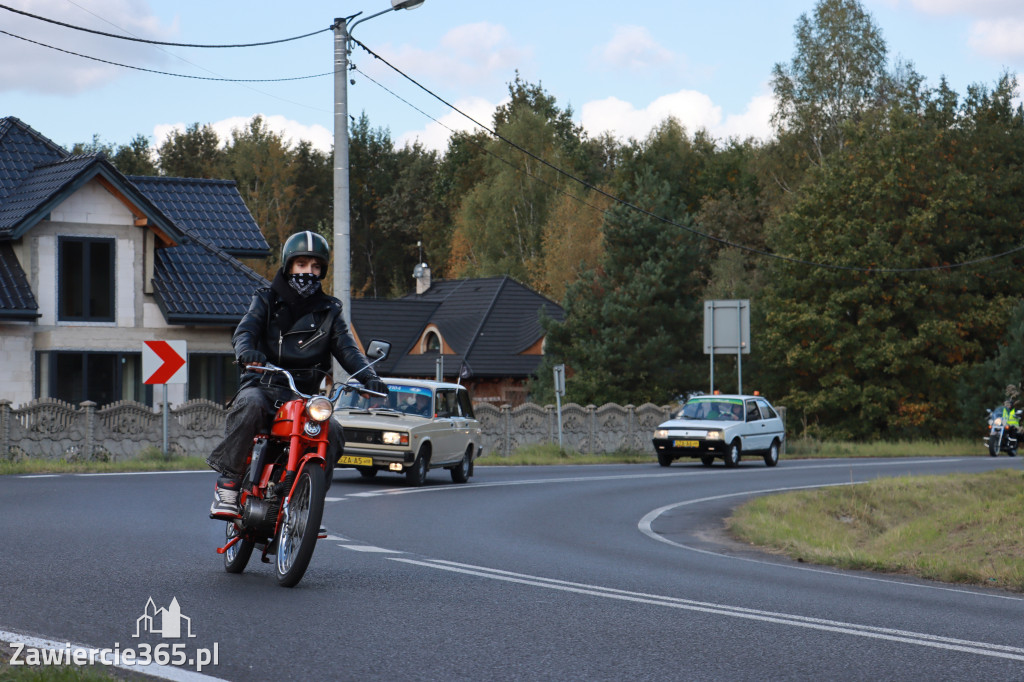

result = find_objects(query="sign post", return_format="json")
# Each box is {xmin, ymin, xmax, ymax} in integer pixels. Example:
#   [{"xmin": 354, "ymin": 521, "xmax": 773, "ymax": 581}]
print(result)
[
  {"xmin": 703, "ymin": 301, "xmax": 750, "ymax": 394},
  {"xmin": 143, "ymin": 340, "xmax": 187, "ymax": 456},
  {"xmin": 553, "ymin": 364, "xmax": 566, "ymax": 450}
]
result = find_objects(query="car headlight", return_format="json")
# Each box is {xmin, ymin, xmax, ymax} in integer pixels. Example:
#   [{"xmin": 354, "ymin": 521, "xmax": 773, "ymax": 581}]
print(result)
[
  {"xmin": 306, "ymin": 397, "xmax": 334, "ymax": 422},
  {"xmin": 705, "ymin": 430, "xmax": 723, "ymax": 440},
  {"xmin": 654, "ymin": 429, "xmax": 668, "ymax": 439},
  {"xmin": 382, "ymin": 431, "xmax": 409, "ymax": 446}
]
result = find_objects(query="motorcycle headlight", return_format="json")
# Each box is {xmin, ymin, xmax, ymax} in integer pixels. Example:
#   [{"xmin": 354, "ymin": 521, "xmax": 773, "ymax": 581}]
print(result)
[
  {"xmin": 306, "ymin": 397, "xmax": 334, "ymax": 422},
  {"xmin": 705, "ymin": 430, "xmax": 723, "ymax": 441},
  {"xmin": 994, "ymin": 418, "xmax": 1004, "ymax": 427},
  {"xmin": 382, "ymin": 431, "xmax": 409, "ymax": 446},
  {"xmin": 654, "ymin": 429, "xmax": 668, "ymax": 439}
]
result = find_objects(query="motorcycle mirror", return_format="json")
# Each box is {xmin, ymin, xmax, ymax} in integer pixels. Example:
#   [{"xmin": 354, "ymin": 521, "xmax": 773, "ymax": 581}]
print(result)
[{"xmin": 366, "ymin": 339, "xmax": 391, "ymax": 361}]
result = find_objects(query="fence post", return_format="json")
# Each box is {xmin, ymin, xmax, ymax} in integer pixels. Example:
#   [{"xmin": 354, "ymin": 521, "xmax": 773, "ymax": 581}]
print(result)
[
  {"xmin": 545, "ymin": 404, "xmax": 555, "ymax": 445},
  {"xmin": 501, "ymin": 404, "xmax": 512, "ymax": 457},
  {"xmin": 0, "ymin": 399, "xmax": 10, "ymax": 458},
  {"xmin": 81, "ymin": 401, "xmax": 96, "ymax": 460},
  {"xmin": 626, "ymin": 404, "xmax": 635, "ymax": 451},
  {"xmin": 587, "ymin": 405, "xmax": 596, "ymax": 454}
]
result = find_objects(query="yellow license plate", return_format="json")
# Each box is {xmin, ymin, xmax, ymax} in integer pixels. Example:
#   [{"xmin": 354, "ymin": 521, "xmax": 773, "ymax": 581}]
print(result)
[
  {"xmin": 338, "ymin": 455, "xmax": 372, "ymax": 466},
  {"xmin": 674, "ymin": 440, "xmax": 699, "ymax": 448}
]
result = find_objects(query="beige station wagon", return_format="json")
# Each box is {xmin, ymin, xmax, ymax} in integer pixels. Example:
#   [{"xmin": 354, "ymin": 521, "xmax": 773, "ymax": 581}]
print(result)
[{"xmin": 333, "ymin": 378, "xmax": 483, "ymax": 486}]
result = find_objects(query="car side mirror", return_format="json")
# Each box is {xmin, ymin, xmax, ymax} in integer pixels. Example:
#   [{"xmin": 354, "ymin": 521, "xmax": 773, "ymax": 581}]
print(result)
[{"xmin": 366, "ymin": 339, "xmax": 391, "ymax": 361}]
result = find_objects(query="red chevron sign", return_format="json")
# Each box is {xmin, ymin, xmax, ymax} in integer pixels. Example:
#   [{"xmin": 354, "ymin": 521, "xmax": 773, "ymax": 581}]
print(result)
[{"xmin": 143, "ymin": 340, "xmax": 187, "ymax": 385}]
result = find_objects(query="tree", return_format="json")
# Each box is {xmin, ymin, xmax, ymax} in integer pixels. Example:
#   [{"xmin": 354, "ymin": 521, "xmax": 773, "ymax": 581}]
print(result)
[
  {"xmin": 348, "ymin": 113, "xmax": 400, "ymax": 297},
  {"xmin": 375, "ymin": 141, "xmax": 444, "ymax": 297},
  {"xmin": 770, "ymin": 0, "xmax": 890, "ymax": 166},
  {"xmin": 157, "ymin": 122, "xmax": 224, "ymax": 178},
  {"xmin": 535, "ymin": 166, "xmax": 705, "ymax": 406},
  {"xmin": 534, "ymin": 187, "xmax": 608, "ymax": 302},
  {"xmin": 223, "ymin": 116, "xmax": 304, "ymax": 277},
  {"xmin": 760, "ymin": 76, "xmax": 1024, "ymax": 439},
  {"xmin": 449, "ymin": 77, "xmax": 585, "ymax": 286}
]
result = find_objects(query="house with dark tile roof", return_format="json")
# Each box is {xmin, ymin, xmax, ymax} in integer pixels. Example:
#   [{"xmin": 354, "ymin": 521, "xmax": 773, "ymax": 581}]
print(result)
[
  {"xmin": 350, "ymin": 272, "xmax": 564, "ymax": 405},
  {"xmin": 0, "ymin": 117, "xmax": 269, "ymax": 408}
]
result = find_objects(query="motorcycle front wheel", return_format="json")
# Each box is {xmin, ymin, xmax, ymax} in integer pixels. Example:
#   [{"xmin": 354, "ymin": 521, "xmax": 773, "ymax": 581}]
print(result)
[{"xmin": 275, "ymin": 464, "xmax": 326, "ymax": 587}]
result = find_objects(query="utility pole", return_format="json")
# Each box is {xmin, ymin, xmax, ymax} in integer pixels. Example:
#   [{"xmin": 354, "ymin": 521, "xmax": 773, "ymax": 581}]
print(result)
[{"xmin": 331, "ymin": 1, "xmax": 426, "ymax": 380}]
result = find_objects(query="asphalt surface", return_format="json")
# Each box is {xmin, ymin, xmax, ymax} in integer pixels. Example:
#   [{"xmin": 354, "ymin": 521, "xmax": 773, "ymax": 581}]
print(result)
[{"xmin": 1, "ymin": 456, "xmax": 1023, "ymax": 681}]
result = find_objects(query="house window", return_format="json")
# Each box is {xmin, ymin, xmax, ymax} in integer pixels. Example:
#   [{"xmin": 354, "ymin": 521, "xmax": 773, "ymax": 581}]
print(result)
[
  {"xmin": 58, "ymin": 237, "xmax": 115, "ymax": 322},
  {"xmin": 424, "ymin": 331, "xmax": 441, "ymax": 354},
  {"xmin": 188, "ymin": 353, "xmax": 240, "ymax": 405},
  {"xmin": 37, "ymin": 351, "xmax": 147, "ymax": 407}
]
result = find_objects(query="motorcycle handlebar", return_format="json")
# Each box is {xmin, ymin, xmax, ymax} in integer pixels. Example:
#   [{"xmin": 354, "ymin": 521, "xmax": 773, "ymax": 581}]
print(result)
[{"xmin": 244, "ymin": 363, "xmax": 387, "ymax": 402}]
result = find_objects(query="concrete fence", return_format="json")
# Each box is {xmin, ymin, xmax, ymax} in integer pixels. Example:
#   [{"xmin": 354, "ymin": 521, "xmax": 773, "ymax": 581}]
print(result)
[
  {"xmin": 0, "ymin": 398, "xmax": 673, "ymax": 461},
  {"xmin": 0, "ymin": 398, "xmax": 226, "ymax": 461}
]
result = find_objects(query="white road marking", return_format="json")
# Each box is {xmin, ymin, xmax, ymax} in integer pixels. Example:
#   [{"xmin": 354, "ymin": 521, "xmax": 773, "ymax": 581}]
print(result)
[
  {"xmin": 338, "ymin": 458, "xmax": 970, "ymax": 497},
  {"xmin": 637, "ymin": 483, "xmax": 1024, "ymax": 602},
  {"xmin": 390, "ymin": 558, "xmax": 1024, "ymax": 662},
  {"xmin": 339, "ymin": 545, "xmax": 402, "ymax": 553}
]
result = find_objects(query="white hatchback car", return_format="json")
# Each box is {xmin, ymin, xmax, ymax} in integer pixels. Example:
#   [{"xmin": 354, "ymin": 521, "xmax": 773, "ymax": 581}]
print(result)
[{"xmin": 652, "ymin": 394, "xmax": 785, "ymax": 468}]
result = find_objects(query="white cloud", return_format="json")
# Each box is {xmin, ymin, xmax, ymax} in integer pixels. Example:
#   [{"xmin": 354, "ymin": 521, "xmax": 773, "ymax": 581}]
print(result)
[
  {"xmin": 905, "ymin": 0, "xmax": 1024, "ymax": 17},
  {"xmin": 154, "ymin": 115, "xmax": 333, "ymax": 152},
  {"xmin": 0, "ymin": 0, "xmax": 176, "ymax": 94},
  {"xmin": 594, "ymin": 25, "xmax": 678, "ymax": 72},
  {"xmin": 968, "ymin": 19, "xmax": 1024, "ymax": 59},
  {"xmin": 396, "ymin": 96, "xmax": 504, "ymax": 153},
  {"xmin": 717, "ymin": 92, "xmax": 776, "ymax": 142},
  {"xmin": 895, "ymin": 0, "xmax": 1024, "ymax": 61},
  {"xmin": 367, "ymin": 22, "xmax": 531, "ymax": 92},
  {"xmin": 580, "ymin": 89, "xmax": 773, "ymax": 144}
]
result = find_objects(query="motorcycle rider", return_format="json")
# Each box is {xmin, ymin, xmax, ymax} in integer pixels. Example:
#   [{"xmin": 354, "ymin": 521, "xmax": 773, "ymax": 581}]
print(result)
[
  {"xmin": 207, "ymin": 230, "xmax": 387, "ymax": 519},
  {"xmin": 1001, "ymin": 399, "xmax": 1019, "ymax": 439}
]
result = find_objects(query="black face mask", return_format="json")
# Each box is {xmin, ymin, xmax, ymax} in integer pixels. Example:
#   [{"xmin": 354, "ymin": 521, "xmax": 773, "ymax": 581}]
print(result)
[{"xmin": 288, "ymin": 272, "xmax": 321, "ymax": 298}]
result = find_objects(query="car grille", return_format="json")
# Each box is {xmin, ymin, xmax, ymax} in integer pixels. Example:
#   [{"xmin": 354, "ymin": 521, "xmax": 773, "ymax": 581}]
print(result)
[{"xmin": 343, "ymin": 428, "xmax": 383, "ymax": 445}]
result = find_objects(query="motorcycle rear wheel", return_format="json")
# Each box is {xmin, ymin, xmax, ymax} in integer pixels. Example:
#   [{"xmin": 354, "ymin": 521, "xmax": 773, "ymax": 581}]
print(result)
[
  {"xmin": 275, "ymin": 464, "xmax": 326, "ymax": 587},
  {"xmin": 223, "ymin": 521, "xmax": 255, "ymax": 574}
]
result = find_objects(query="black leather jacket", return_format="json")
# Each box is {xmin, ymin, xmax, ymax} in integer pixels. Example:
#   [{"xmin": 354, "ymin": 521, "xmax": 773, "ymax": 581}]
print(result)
[{"xmin": 233, "ymin": 287, "xmax": 377, "ymax": 394}]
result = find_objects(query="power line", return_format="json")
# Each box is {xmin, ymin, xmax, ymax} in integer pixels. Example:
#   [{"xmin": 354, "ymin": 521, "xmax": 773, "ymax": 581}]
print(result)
[
  {"xmin": 351, "ymin": 36, "xmax": 1024, "ymax": 275},
  {"xmin": 0, "ymin": 3, "xmax": 329, "ymax": 47},
  {"xmin": 0, "ymin": 28, "xmax": 331, "ymax": 82},
  {"xmin": 59, "ymin": 0, "xmax": 330, "ymax": 114}
]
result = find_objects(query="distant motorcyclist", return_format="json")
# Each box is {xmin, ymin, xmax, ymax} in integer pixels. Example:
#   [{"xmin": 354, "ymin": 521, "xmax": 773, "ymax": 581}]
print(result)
[{"xmin": 1001, "ymin": 400, "xmax": 1019, "ymax": 436}]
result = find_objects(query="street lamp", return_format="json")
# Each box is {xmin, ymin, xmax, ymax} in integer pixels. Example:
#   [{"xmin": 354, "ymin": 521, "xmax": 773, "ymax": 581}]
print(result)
[{"xmin": 332, "ymin": 1, "xmax": 426, "ymax": 377}]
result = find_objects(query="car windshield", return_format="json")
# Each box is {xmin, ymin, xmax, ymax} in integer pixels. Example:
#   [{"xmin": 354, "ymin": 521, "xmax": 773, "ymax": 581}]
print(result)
[
  {"xmin": 674, "ymin": 398, "xmax": 744, "ymax": 421},
  {"xmin": 339, "ymin": 383, "xmax": 434, "ymax": 417}
]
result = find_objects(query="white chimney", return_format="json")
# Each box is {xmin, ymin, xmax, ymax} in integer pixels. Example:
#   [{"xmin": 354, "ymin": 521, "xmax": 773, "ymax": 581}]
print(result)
[{"xmin": 413, "ymin": 262, "xmax": 431, "ymax": 294}]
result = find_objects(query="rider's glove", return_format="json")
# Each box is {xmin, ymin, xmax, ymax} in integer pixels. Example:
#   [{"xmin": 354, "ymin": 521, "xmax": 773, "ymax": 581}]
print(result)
[
  {"xmin": 238, "ymin": 349, "xmax": 266, "ymax": 366},
  {"xmin": 363, "ymin": 376, "xmax": 388, "ymax": 396}
]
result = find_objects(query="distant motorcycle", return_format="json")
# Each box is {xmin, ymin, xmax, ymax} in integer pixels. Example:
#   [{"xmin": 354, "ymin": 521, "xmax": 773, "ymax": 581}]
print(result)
[
  {"xmin": 217, "ymin": 340, "xmax": 389, "ymax": 587},
  {"xmin": 984, "ymin": 407, "xmax": 1019, "ymax": 457}
]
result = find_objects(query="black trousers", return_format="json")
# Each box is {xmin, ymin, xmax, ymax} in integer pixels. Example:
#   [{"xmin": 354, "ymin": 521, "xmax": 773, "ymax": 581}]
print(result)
[{"xmin": 206, "ymin": 385, "xmax": 342, "ymax": 488}]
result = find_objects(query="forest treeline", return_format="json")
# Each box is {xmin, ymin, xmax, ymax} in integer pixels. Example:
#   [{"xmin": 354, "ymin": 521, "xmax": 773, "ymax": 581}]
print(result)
[{"xmin": 78, "ymin": 0, "xmax": 1024, "ymax": 440}]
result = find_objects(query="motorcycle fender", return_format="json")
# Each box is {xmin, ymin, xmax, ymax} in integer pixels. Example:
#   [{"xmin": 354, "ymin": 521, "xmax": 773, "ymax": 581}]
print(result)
[{"xmin": 287, "ymin": 455, "xmax": 327, "ymax": 499}]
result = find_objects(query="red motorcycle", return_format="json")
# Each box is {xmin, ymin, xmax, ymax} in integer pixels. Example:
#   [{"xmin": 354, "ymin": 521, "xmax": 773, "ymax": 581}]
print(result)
[{"xmin": 217, "ymin": 340, "xmax": 390, "ymax": 587}]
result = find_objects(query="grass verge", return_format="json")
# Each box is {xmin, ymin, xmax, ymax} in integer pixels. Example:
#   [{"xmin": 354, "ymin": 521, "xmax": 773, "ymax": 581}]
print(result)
[
  {"xmin": 476, "ymin": 443, "xmax": 653, "ymax": 465},
  {"xmin": 783, "ymin": 437, "xmax": 979, "ymax": 458},
  {"xmin": 0, "ymin": 448, "xmax": 207, "ymax": 476},
  {"xmin": 727, "ymin": 468, "xmax": 1024, "ymax": 592}
]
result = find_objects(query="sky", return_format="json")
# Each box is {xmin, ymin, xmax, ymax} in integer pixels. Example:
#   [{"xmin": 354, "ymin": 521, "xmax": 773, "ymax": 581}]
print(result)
[{"xmin": 2, "ymin": 0, "xmax": 1024, "ymax": 156}]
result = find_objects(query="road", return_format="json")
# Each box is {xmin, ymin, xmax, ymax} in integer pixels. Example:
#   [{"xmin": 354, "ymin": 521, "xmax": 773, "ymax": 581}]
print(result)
[{"xmin": 1, "ymin": 456, "xmax": 1023, "ymax": 681}]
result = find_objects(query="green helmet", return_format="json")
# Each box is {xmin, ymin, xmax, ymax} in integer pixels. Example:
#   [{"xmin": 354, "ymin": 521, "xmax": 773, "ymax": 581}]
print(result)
[{"xmin": 281, "ymin": 230, "xmax": 329, "ymax": 270}]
